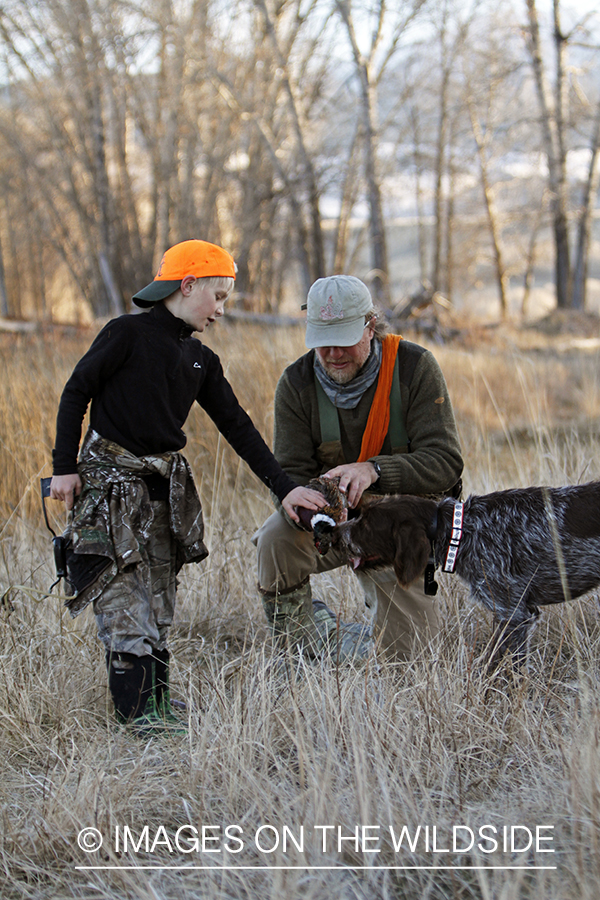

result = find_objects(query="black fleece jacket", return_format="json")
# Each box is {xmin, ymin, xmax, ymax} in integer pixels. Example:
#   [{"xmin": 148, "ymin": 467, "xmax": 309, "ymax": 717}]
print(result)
[{"xmin": 52, "ymin": 303, "xmax": 297, "ymax": 503}]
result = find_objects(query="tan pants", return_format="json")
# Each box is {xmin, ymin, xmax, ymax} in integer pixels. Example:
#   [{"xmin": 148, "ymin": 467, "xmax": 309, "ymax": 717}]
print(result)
[{"xmin": 253, "ymin": 511, "xmax": 439, "ymax": 662}]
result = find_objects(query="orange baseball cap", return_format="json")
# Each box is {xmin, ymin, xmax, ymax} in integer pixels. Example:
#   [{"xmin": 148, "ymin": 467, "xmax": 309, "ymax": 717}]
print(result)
[{"xmin": 132, "ymin": 240, "xmax": 236, "ymax": 307}]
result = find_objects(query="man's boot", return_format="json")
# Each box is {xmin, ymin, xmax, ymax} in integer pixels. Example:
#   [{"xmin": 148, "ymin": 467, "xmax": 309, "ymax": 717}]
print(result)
[
  {"xmin": 261, "ymin": 579, "xmax": 323, "ymax": 657},
  {"xmin": 261, "ymin": 580, "xmax": 373, "ymax": 662},
  {"xmin": 312, "ymin": 599, "xmax": 373, "ymax": 662}
]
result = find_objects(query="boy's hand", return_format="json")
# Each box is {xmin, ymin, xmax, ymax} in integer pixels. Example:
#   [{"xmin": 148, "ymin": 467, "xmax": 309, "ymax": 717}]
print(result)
[
  {"xmin": 50, "ymin": 473, "xmax": 82, "ymax": 511},
  {"xmin": 281, "ymin": 486, "xmax": 327, "ymax": 524}
]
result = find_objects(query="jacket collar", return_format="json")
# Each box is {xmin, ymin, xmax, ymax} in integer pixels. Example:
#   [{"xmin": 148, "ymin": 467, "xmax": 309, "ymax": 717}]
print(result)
[{"xmin": 148, "ymin": 301, "xmax": 195, "ymax": 340}]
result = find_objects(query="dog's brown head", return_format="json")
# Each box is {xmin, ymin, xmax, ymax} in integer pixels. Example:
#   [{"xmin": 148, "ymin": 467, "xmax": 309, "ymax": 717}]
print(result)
[{"xmin": 332, "ymin": 494, "xmax": 439, "ymax": 587}]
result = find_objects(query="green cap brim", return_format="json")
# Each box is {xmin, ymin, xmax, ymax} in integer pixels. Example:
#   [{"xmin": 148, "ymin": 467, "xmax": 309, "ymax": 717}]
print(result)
[{"xmin": 132, "ymin": 280, "xmax": 182, "ymax": 308}]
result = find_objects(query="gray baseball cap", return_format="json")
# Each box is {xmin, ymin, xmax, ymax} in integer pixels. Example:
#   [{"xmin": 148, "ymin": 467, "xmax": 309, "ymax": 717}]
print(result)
[{"xmin": 304, "ymin": 275, "xmax": 374, "ymax": 348}]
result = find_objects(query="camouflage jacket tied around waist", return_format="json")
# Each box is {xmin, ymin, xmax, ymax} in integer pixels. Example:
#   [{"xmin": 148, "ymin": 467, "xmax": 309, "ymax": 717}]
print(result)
[{"xmin": 63, "ymin": 428, "xmax": 208, "ymax": 617}]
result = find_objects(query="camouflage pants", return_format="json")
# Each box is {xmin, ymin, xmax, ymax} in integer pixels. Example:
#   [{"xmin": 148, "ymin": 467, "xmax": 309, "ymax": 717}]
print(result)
[
  {"xmin": 253, "ymin": 510, "xmax": 439, "ymax": 662},
  {"xmin": 94, "ymin": 501, "xmax": 177, "ymax": 657}
]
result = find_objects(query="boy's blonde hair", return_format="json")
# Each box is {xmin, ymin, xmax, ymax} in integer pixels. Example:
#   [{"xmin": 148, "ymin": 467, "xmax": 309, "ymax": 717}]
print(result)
[{"xmin": 198, "ymin": 275, "xmax": 235, "ymax": 295}]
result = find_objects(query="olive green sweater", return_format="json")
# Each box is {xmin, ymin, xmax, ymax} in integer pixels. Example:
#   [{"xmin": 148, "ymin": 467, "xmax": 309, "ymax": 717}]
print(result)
[{"xmin": 273, "ymin": 339, "xmax": 463, "ymax": 497}]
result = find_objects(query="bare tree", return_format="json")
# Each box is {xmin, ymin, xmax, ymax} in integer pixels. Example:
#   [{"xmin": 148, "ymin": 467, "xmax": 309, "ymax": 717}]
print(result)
[
  {"xmin": 426, "ymin": 0, "xmax": 479, "ymax": 296},
  {"xmin": 0, "ymin": 0, "xmax": 238, "ymax": 317},
  {"xmin": 331, "ymin": 122, "xmax": 363, "ymax": 275},
  {"xmin": 408, "ymin": 104, "xmax": 429, "ymax": 284},
  {"xmin": 0, "ymin": 0, "xmax": 133, "ymax": 316},
  {"xmin": 572, "ymin": 94, "xmax": 600, "ymax": 310},
  {"xmin": 334, "ymin": 0, "xmax": 427, "ymax": 306},
  {"xmin": 460, "ymin": 11, "xmax": 525, "ymax": 319},
  {"xmin": 253, "ymin": 0, "xmax": 326, "ymax": 286},
  {"xmin": 524, "ymin": 0, "xmax": 600, "ymax": 310},
  {"xmin": 524, "ymin": 0, "xmax": 571, "ymax": 307},
  {"xmin": 0, "ymin": 230, "xmax": 7, "ymax": 318},
  {"xmin": 1, "ymin": 0, "xmax": 598, "ymax": 325},
  {"xmin": 0, "ymin": 151, "xmax": 11, "ymax": 317}
]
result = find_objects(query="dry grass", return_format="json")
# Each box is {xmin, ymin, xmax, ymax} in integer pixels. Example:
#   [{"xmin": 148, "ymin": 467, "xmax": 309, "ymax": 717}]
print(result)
[{"xmin": 2, "ymin": 320, "xmax": 600, "ymax": 898}]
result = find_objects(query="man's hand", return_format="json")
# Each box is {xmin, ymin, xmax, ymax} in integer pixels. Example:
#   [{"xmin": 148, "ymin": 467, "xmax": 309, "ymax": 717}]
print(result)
[
  {"xmin": 50, "ymin": 473, "xmax": 82, "ymax": 511},
  {"xmin": 281, "ymin": 486, "xmax": 327, "ymax": 524},
  {"xmin": 324, "ymin": 461, "xmax": 379, "ymax": 509}
]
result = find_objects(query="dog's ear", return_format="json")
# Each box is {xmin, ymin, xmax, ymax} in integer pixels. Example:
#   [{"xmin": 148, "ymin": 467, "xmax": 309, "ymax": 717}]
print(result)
[{"xmin": 393, "ymin": 524, "xmax": 431, "ymax": 587}]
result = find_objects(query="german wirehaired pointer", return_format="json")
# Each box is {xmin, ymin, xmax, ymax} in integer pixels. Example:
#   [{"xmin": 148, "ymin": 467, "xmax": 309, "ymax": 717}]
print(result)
[{"xmin": 331, "ymin": 483, "xmax": 600, "ymax": 664}]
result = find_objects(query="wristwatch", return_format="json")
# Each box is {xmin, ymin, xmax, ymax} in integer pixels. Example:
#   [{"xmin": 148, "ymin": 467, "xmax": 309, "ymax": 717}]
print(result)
[{"xmin": 370, "ymin": 460, "xmax": 381, "ymax": 483}]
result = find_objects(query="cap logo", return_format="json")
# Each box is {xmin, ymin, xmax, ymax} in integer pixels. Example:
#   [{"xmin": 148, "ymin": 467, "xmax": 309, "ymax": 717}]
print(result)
[
  {"xmin": 155, "ymin": 254, "xmax": 166, "ymax": 278},
  {"xmin": 320, "ymin": 293, "xmax": 345, "ymax": 321}
]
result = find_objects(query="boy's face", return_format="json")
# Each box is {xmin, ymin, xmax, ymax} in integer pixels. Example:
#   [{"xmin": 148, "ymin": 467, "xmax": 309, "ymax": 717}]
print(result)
[{"xmin": 166, "ymin": 278, "xmax": 231, "ymax": 332}]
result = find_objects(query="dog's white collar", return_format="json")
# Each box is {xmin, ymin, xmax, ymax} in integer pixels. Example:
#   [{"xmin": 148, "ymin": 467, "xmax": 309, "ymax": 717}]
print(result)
[{"xmin": 443, "ymin": 501, "xmax": 464, "ymax": 573}]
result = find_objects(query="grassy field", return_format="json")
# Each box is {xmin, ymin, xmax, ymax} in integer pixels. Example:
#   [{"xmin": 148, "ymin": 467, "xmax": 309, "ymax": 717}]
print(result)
[{"xmin": 1, "ymin": 319, "xmax": 600, "ymax": 899}]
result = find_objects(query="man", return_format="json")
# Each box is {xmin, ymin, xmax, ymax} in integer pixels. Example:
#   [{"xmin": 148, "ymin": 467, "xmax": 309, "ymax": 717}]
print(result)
[{"xmin": 253, "ymin": 274, "xmax": 463, "ymax": 662}]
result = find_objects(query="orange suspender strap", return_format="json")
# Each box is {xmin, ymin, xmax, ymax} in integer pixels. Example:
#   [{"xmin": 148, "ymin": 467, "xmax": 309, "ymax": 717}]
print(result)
[{"xmin": 357, "ymin": 333, "xmax": 403, "ymax": 462}]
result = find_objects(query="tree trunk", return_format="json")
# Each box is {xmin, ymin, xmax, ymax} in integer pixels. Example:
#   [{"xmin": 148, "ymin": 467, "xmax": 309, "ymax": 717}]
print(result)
[
  {"xmin": 0, "ymin": 227, "xmax": 8, "ymax": 318},
  {"xmin": 572, "ymin": 98, "xmax": 600, "ymax": 310},
  {"xmin": 431, "ymin": 66, "xmax": 450, "ymax": 295},
  {"xmin": 409, "ymin": 106, "xmax": 428, "ymax": 283},
  {"xmin": 525, "ymin": 0, "xmax": 571, "ymax": 308},
  {"xmin": 254, "ymin": 0, "xmax": 325, "ymax": 284},
  {"xmin": 213, "ymin": 70, "xmax": 314, "ymax": 296},
  {"xmin": 336, "ymin": 0, "xmax": 390, "ymax": 306},
  {"xmin": 361, "ymin": 66, "xmax": 390, "ymax": 306},
  {"xmin": 333, "ymin": 124, "xmax": 362, "ymax": 273},
  {"xmin": 467, "ymin": 98, "xmax": 509, "ymax": 318},
  {"xmin": 521, "ymin": 190, "xmax": 547, "ymax": 318},
  {"xmin": 444, "ymin": 127, "xmax": 456, "ymax": 304}
]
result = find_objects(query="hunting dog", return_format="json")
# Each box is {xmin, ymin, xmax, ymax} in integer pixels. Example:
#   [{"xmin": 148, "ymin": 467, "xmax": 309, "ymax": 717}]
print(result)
[{"xmin": 330, "ymin": 483, "xmax": 600, "ymax": 665}]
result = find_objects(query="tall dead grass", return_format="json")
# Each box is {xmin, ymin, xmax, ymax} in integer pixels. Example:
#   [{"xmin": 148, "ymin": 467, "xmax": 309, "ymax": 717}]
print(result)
[{"xmin": 1, "ymin": 322, "xmax": 600, "ymax": 899}]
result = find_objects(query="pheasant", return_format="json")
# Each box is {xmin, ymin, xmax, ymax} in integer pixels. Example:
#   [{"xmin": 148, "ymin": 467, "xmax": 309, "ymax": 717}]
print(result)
[{"xmin": 296, "ymin": 475, "xmax": 348, "ymax": 555}]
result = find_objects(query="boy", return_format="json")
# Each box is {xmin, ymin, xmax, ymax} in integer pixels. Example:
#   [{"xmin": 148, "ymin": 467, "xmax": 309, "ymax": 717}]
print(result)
[{"xmin": 50, "ymin": 239, "xmax": 325, "ymax": 732}]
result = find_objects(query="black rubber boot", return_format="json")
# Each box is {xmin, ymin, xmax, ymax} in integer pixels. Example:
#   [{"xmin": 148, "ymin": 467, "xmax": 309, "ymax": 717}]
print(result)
[
  {"xmin": 106, "ymin": 651, "xmax": 153, "ymax": 723},
  {"xmin": 106, "ymin": 650, "xmax": 186, "ymax": 736}
]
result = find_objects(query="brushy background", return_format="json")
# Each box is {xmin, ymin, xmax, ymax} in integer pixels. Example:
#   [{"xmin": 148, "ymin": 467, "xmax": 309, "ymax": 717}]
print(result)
[{"xmin": 1, "ymin": 320, "xmax": 600, "ymax": 899}]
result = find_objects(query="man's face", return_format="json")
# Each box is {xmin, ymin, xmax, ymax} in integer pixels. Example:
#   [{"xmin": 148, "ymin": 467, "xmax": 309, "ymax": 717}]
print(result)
[{"xmin": 315, "ymin": 324, "xmax": 375, "ymax": 384}]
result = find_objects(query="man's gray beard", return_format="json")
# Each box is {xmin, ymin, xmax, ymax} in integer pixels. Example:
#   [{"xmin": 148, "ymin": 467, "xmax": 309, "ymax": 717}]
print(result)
[{"xmin": 322, "ymin": 363, "xmax": 360, "ymax": 385}]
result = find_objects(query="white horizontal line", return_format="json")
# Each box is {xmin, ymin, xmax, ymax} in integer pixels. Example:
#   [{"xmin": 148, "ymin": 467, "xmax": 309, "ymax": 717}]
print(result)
[{"xmin": 76, "ymin": 865, "xmax": 558, "ymax": 871}]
